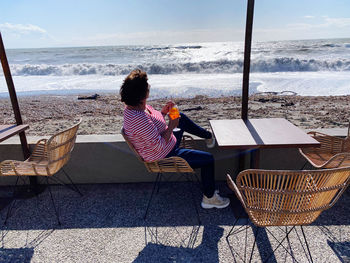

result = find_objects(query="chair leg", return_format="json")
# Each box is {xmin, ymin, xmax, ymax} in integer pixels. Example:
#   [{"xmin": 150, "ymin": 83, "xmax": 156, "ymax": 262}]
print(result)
[
  {"xmin": 48, "ymin": 176, "xmax": 77, "ymax": 195},
  {"xmin": 226, "ymin": 210, "xmax": 251, "ymax": 262},
  {"xmin": 300, "ymin": 161, "xmax": 308, "ymax": 170},
  {"xmin": 226, "ymin": 216, "xmax": 259, "ymax": 263},
  {"xmin": 300, "ymin": 226, "xmax": 314, "ymax": 263},
  {"xmin": 264, "ymin": 226, "xmax": 296, "ymax": 263},
  {"xmin": 49, "ymin": 170, "xmax": 82, "ymax": 196},
  {"xmin": 226, "ymin": 205, "xmax": 246, "ymax": 238},
  {"xmin": 61, "ymin": 168, "xmax": 83, "ymax": 196},
  {"xmin": 144, "ymin": 173, "xmax": 161, "ymax": 220},
  {"xmin": 4, "ymin": 199, "xmax": 16, "ymax": 226},
  {"xmin": 265, "ymin": 226, "xmax": 312, "ymax": 263},
  {"xmin": 227, "ymin": 223, "xmax": 248, "ymax": 239},
  {"xmin": 45, "ymin": 178, "xmax": 61, "ymax": 225},
  {"xmin": 156, "ymin": 173, "xmax": 162, "ymax": 194}
]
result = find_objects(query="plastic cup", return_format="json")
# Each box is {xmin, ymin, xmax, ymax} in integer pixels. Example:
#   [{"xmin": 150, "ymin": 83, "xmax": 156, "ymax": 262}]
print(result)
[{"xmin": 169, "ymin": 106, "xmax": 180, "ymax": 120}]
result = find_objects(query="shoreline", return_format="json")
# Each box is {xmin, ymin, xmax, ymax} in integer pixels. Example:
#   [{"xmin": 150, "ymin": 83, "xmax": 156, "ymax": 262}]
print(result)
[{"xmin": 1, "ymin": 93, "xmax": 349, "ymax": 136}]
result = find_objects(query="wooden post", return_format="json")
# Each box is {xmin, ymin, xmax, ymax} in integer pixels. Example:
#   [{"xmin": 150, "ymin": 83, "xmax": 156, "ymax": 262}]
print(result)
[
  {"xmin": 239, "ymin": 0, "xmax": 255, "ymax": 172},
  {"xmin": 241, "ymin": 0, "xmax": 255, "ymax": 120},
  {"xmin": 0, "ymin": 32, "xmax": 30, "ymax": 159}
]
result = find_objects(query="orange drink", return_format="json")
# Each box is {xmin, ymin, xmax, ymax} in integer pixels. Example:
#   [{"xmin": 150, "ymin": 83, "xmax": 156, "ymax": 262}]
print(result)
[{"xmin": 169, "ymin": 106, "xmax": 180, "ymax": 120}]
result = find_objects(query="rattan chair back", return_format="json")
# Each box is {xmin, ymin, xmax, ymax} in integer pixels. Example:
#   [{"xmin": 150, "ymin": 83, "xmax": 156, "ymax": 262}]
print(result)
[
  {"xmin": 121, "ymin": 128, "xmax": 145, "ymax": 163},
  {"xmin": 227, "ymin": 167, "xmax": 350, "ymax": 227},
  {"xmin": 345, "ymin": 123, "xmax": 350, "ymax": 151},
  {"xmin": 300, "ymin": 131, "xmax": 350, "ymax": 168},
  {"xmin": 0, "ymin": 120, "xmax": 82, "ymax": 225},
  {"xmin": 121, "ymin": 128, "xmax": 194, "ymax": 173},
  {"xmin": 310, "ymin": 132, "xmax": 344, "ymax": 153},
  {"xmin": 0, "ymin": 120, "xmax": 81, "ymax": 177},
  {"xmin": 46, "ymin": 120, "xmax": 81, "ymax": 174}
]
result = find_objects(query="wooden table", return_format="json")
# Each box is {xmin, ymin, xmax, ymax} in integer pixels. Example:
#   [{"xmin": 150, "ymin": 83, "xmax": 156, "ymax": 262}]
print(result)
[
  {"xmin": 210, "ymin": 118, "xmax": 321, "ymax": 218},
  {"xmin": 0, "ymin": 124, "xmax": 29, "ymax": 143},
  {"xmin": 210, "ymin": 118, "xmax": 320, "ymax": 168}
]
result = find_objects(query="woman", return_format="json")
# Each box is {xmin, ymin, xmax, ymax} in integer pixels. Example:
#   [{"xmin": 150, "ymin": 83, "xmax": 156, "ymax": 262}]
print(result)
[{"xmin": 121, "ymin": 69, "xmax": 230, "ymax": 209}]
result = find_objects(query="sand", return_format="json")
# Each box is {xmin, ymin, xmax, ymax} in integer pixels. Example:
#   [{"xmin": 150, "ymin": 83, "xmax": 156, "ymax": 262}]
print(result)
[{"xmin": 1, "ymin": 93, "xmax": 349, "ymax": 136}]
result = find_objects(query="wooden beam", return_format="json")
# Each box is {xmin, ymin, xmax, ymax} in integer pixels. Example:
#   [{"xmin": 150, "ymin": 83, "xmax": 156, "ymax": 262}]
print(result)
[
  {"xmin": 241, "ymin": 0, "xmax": 255, "ymax": 120},
  {"xmin": 0, "ymin": 32, "xmax": 30, "ymax": 159}
]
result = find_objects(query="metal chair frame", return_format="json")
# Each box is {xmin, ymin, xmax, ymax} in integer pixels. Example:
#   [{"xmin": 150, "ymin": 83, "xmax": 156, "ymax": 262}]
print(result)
[
  {"xmin": 0, "ymin": 120, "xmax": 82, "ymax": 225},
  {"xmin": 121, "ymin": 128, "xmax": 201, "ymax": 224},
  {"xmin": 226, "ymin": 166, "xmax": 350, "ymax": 262},
  {"xmin": 226, "ymin": 213, "xmax": 313, "ymax": 263}
]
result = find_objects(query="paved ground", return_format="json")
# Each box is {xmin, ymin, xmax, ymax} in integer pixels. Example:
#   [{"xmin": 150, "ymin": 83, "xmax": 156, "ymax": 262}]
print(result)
[{"xmin": 0, "ymin": 179, "xmax": 349, "ymax": 263}]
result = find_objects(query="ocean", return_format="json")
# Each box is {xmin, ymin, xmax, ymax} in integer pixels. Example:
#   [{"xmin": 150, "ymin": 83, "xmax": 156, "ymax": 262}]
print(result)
[{"xmin": 1, "ymin": 38, "xmax": 350, "ymax": 98}]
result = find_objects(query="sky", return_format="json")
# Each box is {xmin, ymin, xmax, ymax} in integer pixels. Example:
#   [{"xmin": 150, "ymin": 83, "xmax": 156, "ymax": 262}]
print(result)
[{"xmin": 0, "ymin": 0, "xmax": 349, "ymax": 49}]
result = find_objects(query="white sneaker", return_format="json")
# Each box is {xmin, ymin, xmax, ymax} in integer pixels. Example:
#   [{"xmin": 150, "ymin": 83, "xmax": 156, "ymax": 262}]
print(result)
[
  {"xmin": 205, "ymin": 136, "xmax": 216, "ymax": 149},
  {"xmin": 201, "ymin": 190, "xmax": 230, "ymax": 209}
]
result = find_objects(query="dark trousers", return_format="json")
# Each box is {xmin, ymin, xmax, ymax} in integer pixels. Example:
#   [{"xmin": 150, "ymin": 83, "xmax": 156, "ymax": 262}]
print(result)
[{"xmin": 166, "ymin": 113, "xmax": 215, "ymax": 198}]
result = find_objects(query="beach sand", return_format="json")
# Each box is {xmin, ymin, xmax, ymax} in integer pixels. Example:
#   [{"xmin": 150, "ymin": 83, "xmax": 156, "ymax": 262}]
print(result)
[{"xmin": 1, "ymin": 94, "xmax": 349, "ymax": 136}]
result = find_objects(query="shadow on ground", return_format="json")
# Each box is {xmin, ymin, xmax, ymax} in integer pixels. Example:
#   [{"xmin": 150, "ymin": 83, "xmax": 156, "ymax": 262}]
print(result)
[
  {"xmin": 0, "ymin": 180, "xmax": 349, "ymax": 262},
  {"xmin": 0, "ymin": 181, "xmax": 349, "ymax": 230},
  {"xmin": 0, "ymin": 248, "xmax": 34, "ymax": 262},
  {"xmin": 134, "ymin": 225, "xmax": 223, "ymax": 263},
  {"xmin": 328, "ymin": 240, "xmax": 350, "ymax": 262},
  {"xmin": 0, "ymin": 181, "xmax": 237, "ymax": 230}
]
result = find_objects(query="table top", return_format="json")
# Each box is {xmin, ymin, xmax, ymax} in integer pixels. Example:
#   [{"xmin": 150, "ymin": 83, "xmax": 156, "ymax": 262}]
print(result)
[
  {"xmin": 0, "ymin": 124, "xmax": 29, "ymax": 142},
  {"xmin": 209, "ymin": 118, "xmax": 320, "ymax": 149}
]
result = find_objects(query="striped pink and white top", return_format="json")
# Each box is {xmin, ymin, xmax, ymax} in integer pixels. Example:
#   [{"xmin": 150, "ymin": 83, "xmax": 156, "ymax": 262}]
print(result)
[{"xmin": 123, "ymin": 105, "xmax": 176, "ymax": 162}]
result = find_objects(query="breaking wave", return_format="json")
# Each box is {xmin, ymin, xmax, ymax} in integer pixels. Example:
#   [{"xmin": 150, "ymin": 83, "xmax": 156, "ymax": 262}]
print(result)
[{"xmin": 6, "ymin": 57, "xmax": 350, "ymax": 76}]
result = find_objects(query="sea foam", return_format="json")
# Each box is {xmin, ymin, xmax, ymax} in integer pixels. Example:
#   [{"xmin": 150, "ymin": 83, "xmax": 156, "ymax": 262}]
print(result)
[
  {"xmin": 4, "ymin": 58, "xmax": 350, "ymax": 77},
  {"xmin": 1, "ymin": 72, "xmax": 349, "ymax": 98},
  {"xmin": 1, "ymin": 39, "xmax": 350, "ymax": 97}
]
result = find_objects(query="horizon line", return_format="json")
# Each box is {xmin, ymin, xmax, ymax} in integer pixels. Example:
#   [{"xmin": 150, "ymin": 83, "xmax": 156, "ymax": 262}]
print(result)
[{"xmin": 5, "ymin": 36, "xmax": 350, "ymax": 50}]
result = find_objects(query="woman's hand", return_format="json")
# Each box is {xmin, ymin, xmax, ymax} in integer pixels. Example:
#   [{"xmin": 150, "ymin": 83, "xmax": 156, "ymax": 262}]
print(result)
[
  {"xmin": 161, "ymin": 101, "xmax": 175, "ymax": 116},
  {"xmin": 168, "ymin": 116, "xmax": 179, "ymax": 130}
]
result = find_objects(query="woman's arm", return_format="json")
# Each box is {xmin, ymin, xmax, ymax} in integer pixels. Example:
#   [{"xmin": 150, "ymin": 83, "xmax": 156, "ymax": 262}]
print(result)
[
  {"xmin": 161, "ymin": 117, "xmax": 179, "ymax": 142},
  {"xmin": 131, "ymin": 112, "xmax": 176, "ymax": 151}
]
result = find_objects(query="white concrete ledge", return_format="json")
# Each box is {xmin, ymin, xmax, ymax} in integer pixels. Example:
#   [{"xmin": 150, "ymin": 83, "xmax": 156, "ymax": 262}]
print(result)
[
  {"xmin": 1, "ymin": 128, "xmax": 345, "ymax": 185},
  {"xmin": 2, "ymin": 127, "xmax": 348, "ymax": 145}
]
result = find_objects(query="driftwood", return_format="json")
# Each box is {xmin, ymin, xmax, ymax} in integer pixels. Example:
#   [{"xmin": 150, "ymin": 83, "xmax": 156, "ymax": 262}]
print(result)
[
  {"xmin": 256, "ymin": 97, "xmax": 295, "ymax": 107},
  {"xmin": 281, "ymin": 102, "xmax": 295, "ymax": 107},
  {"xmin": 78, "ymin": 94, "xmax": 100, "ymax": 100},
  {"xmin": 182, "ymin": 106, "xmax": 203, "ymax": 112},
  {"xmin": 255, "ymin": 91, "xmax": 297, "ymax": 96}
]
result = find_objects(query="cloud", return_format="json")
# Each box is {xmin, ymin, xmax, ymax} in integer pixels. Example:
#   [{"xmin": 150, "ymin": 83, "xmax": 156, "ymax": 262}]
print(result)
[
  {"xmin": 0, "ymin": 22, "xmax": 55, "ymax": 48},
  {"xmin": 0, "ymin": 22, "xmax": 46, "ymax": 34},
  {"xmin": 324, "ymin": 17, "xmax": 350, "ymax": 27},
  {"xmin": 253, "ymin": 16, "xmax": 350, "ymax": 41},
  {"xmin": 286, "ymin": 16, "xmax": 350, "ymax": 30},
  {"xmin": 304, "ymin": 16, "xmax": 315, "ymax": 19}
]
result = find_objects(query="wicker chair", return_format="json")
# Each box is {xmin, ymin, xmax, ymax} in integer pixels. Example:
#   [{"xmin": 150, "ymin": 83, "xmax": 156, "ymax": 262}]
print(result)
[
  {"xmin": 0, "ymin": 119, "xmax": 82, "ymax": 225},
  {"xmin": 121, "ymin": 128, "xmax": 200, "ymax": 223},
  {"xmin": 226, "ymin": 167, "xmax": 350, "ymax": 262},
  {"xmin": 299, "ymin": 130, "xmax": 350, "ymax": 169}
]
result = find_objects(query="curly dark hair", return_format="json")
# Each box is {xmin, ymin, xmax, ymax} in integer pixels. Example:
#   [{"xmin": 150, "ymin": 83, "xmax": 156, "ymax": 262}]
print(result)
[{"xmin": 120, "ymin": 69, "xmax": 149, "ymax": 106}]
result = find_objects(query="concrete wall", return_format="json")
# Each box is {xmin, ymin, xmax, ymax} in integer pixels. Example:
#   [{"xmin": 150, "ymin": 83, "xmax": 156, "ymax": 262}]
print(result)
[{"xmin": 0, "ymin": 128, "xmax": 347, "ymax": 185}]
